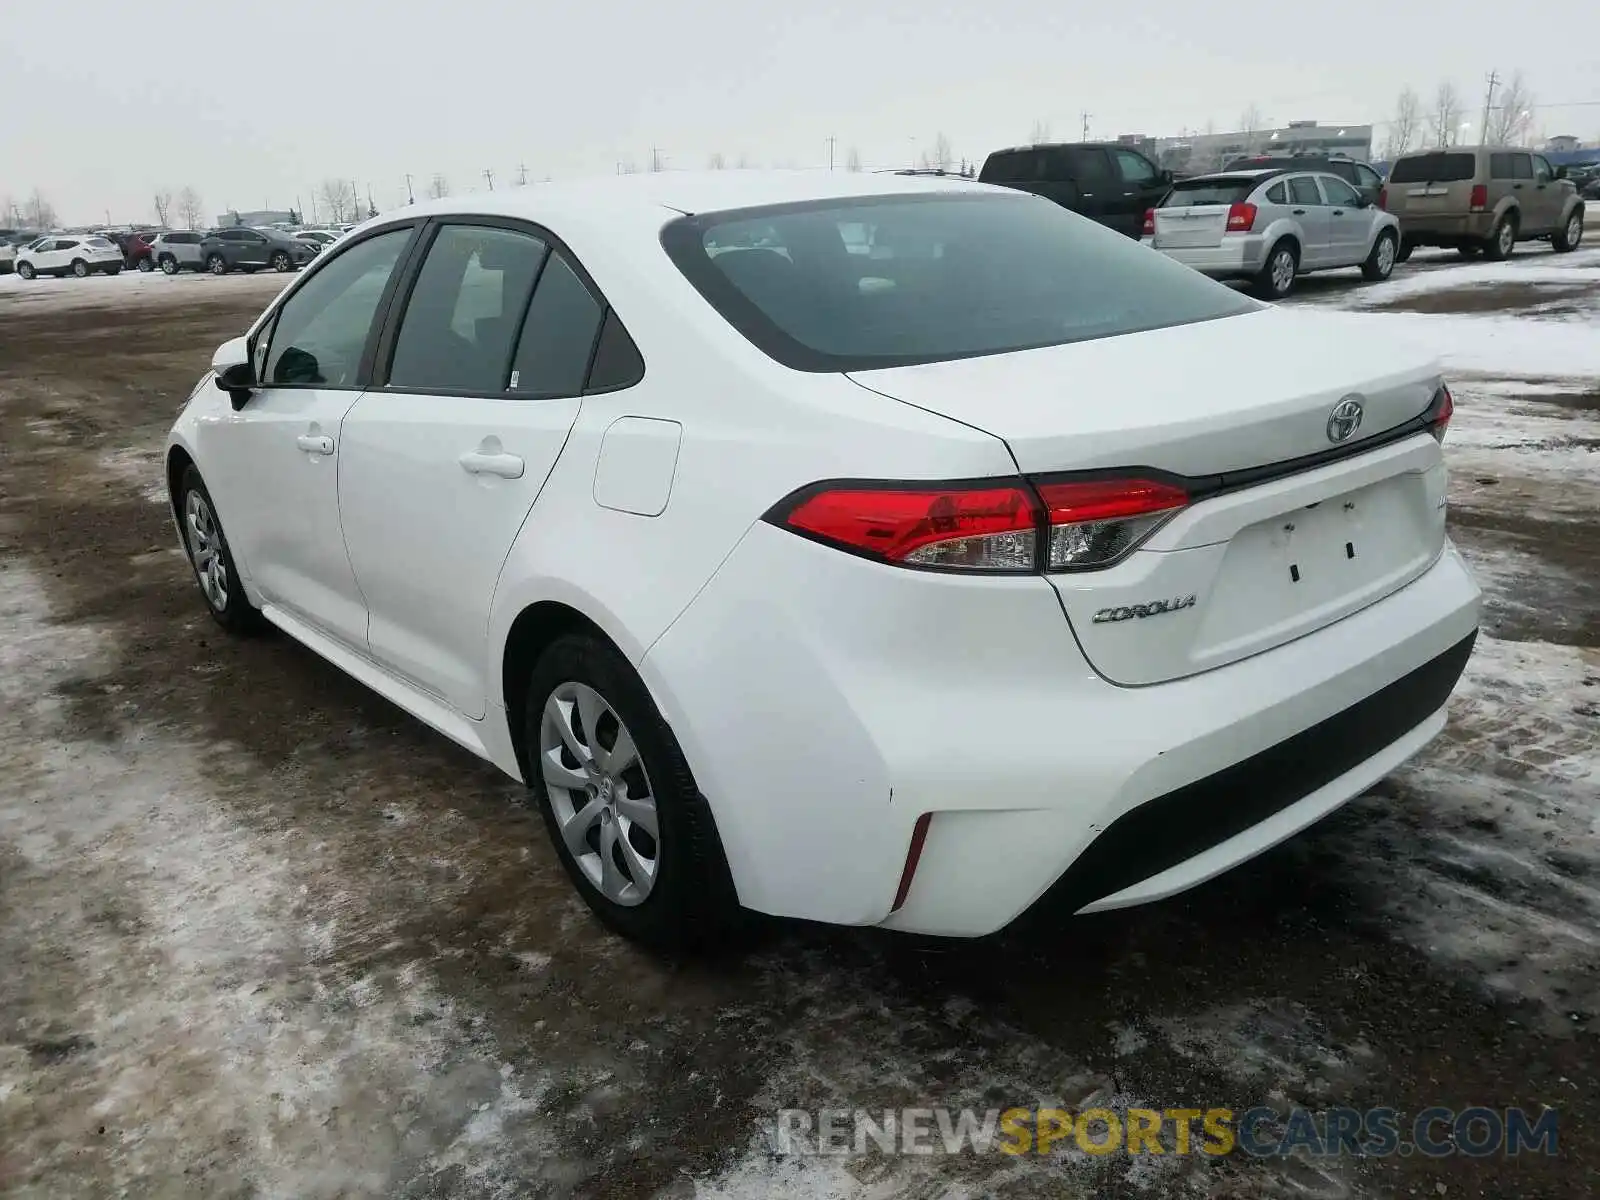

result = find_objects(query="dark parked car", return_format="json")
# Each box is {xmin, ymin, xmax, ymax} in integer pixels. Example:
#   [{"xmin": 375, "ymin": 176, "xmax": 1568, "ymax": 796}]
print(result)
[
  {"xmin": 1223, "ymin": 154, "xmax": 1386, "ymax": 206},
  {"xmin": 198, "ymin": 226, "xmax": 316, "ymax": 274},
  {"xmin": 977, "ymin": 142, "xmax": 1174, "ymax": 237}
]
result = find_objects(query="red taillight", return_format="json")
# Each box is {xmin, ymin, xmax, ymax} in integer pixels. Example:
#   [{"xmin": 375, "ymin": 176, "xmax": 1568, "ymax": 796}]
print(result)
[
  {"xmin": 1033, "ymin": 478, "xmax": 1188, "ymax": 571},
  {"xmin": 1142, "ymin": 208, "xmax": 1155, "ymax": 236},
  {"xmin": 1469, "ymin": 184, "xmax": 1488, "ymax": 212},
  {"xmin": 776, "ymin": 482, "xmax": 1039, "ymax": 572},
  {"xmin": 768, "ymin": 476, "xmax": 1189, "ymax": 573},
  {"xmin": 1225, "ymin": 202, "xmax": 1257, "ymax": 233},
  {"xmin": 1430, "ymin": 384, "xmax": 1454, "ymax": 444},
  {"xmin": 1377, "ymin": 186, "xmax": 1388, "ymax": 210}
]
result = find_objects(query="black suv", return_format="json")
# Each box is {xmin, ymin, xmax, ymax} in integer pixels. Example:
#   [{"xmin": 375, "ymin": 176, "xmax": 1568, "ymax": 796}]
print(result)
[
  {"xmin": 198, "ymin": 227, "xmax": 316, "ymax": 274},
  {"xmin": 977, "ymin": 142, "xmax": 1174, "ymax": 237},
  {"xmin": 1222, "ymin": 154, "xmax": 1386, "ymax": 206}
]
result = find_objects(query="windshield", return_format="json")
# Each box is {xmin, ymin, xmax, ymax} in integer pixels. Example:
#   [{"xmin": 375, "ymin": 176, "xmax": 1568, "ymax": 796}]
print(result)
[
  {"xmin": 86, "ymin": 237, "xmax": 115, "ymax": 248},
  {"xmin": 661, "ymin": 192, "xmax": 1258, "ymax": 372},
  {"xmin": 1161, "ymin": 178, "xmax": 1258, "ymax": 206},
  {"xmin": 1390, "ymin": 153, "xmax": 1476, "ymax": 183}
]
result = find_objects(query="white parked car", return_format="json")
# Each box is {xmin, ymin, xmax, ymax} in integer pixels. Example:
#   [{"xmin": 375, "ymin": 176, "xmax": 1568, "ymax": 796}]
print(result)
[
  {"xmin": 165, "ymin": 173, "xmax": 1480, "ymax": 952},
  {"xmin": 15, "ymin": 234, "xmax": 125, "ymax": 279},
  {"xmin": 1143, "ymin": 168, "xmax": 1403, "ymax": 298},
  {"xmin": 293, "ymin": 229, "xmax": 341, "ymax": 251}
]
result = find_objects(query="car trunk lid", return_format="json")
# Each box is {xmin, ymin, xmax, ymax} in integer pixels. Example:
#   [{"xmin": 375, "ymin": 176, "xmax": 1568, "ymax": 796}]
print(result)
[{"xmin": 848, "ymin": 307, "xmax": 1450, "ymax": 685}]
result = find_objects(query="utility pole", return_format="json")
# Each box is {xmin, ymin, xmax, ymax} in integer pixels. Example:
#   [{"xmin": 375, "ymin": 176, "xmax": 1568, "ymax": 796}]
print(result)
[
  {"xmin": 1081, "ymin": 112, "xmax": 1092, "ymax": 140},
  {"xmin": 405, "ymin": 173, "xmax": 415, "ymax": 204},
  {"xmin": 1481, "ymin": 70, "xmax": 1500, "ymax": 144},
  {"xmin": 827, "ymin": 135, "xmax": 837, "ymax": 171},
  {"xmin": 517, "ymin": 161, "xmax": 528, "ymax": 186},
  {"xmin": 650, "ymin": 145, "xmax": 664, "ymax": 172},
  {"xmin": 350, "ymin": 179, "xmax": 359, "ymax": 222},
  {"xmin": 484, "ymin": 168, "xmax": 495, "ymax": 191}
]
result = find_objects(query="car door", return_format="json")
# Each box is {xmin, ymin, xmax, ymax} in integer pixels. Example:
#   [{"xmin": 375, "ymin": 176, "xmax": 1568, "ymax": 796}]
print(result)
[
  {"xmin": 46, "ymin": 238, "xmax": 80, "ymax": 272},
  {"xmin": 1059, "ymin": 147, "xmax": 1117, "ymax": 229},
  {"xmin": 336, "ymin": 219, "xmax": 611, "ymax": 718},
  {"xmin": 197, "ymin": 225, "xmax": 418, "ymax": 650},
  {"xmin": 234, "ymin": 228, "xmax": 270, "ymax": 267},
  {"xmin": 1285, "ymin": 175, "xmax": 1332, "ymax": 266},
  {"xmin": 1526, "ymin": 154, "xmax": 1561, "ymax": 233},
  {"xmin": 1318, "ymin": 175, "xmax": 1369, "ymax": 265},
  {"xmin": 26, "ymin": 238, "xmax": 58, "ymax": 271},
  {"xmin": 1111, "ymin": 148, "xmax": 1165, "ymax": 237}
]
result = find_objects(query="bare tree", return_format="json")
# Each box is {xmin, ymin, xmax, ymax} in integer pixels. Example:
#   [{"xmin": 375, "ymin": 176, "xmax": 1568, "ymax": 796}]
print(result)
[
  {"xmin": 1430, "ymin": 81, "xmax": 1464, "ymax": 147},
  {"xmin": 177, "ymin": 186, "xmax": 203, "ymax": 229},
  {"xmin": 427, "ymin": 174, "xmax": 450, "ymax": 200},
  {"xmin": 620, "ymin": 159, "xmax": 639, "ymax": 174},
  {"xmin": 22, "ymin": 189, "xmax": 59, "ymax": 229},
  {"xmin": 1029, "ymin": 118, "xmax": 1051, "ymax": 144},
  {"xmin": 1384, "ymin": 88, "xmax": 1422, "ymax": 159},
  {"xmin": 1238, "ymin": 104, "xmax": 1264, "ymax": 152},
  {"xmin": 2, "ymin": 195, "xmax": 19, "ymax": 225},
  {"xmin": 707, "ymin": 151, "xmax": 726, "ymax": 170},
  {"xmin": 1487, "ymin": 71, "xmax": 1535, "ymax": 145},
  {"xmin": 734, "ymin": 153, "xmax": 751, "ymax": 169},
  {"xmin": 846, "ymin": 146, "xmax": 862, "ymax": 172},
  {"xmin": 153, "ymin": 189, "xmax": 174, "ymax": 227},
  {"xmin": 931, "ymin": 132, "xmax": 954, "ymax": 172},
  {"xmin": 317, "ymin": 180, "xmax": 351, "ymax": 223}
]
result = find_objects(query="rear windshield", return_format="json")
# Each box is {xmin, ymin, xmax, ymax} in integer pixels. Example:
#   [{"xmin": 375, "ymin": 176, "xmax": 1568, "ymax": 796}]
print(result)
[
  {"xmin": 1389, "ymin": 153, "xmax": 1476, "ymax": 183},
  {"xmin": 1161, "ymin": 178, "xmax": 1257, "ymax": 206},
  {"xmin": 661, "ymin": 192, "xmax": 1258, "ymax": 372}
]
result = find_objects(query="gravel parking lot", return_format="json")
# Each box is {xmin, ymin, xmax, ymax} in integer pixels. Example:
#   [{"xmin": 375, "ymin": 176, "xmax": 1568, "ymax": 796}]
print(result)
[{"xmin": 2, "ymin": 252, "xmax": 1597, "ymax": 1198}]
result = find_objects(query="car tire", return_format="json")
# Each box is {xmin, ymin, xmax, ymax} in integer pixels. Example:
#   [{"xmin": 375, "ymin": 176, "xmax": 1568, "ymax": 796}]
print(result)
[
  {"xmin": 1252, "ymin": 240, "xmax": 1299, "ymax": 299},
  {"xmin": 16, "ymin": 261, "xmax": 35, "ymax": 280},
  {"xmin": 524, "ymin": 632, "xmax": 741, "ymax": 955},
  {"xmin": 1361, "ymin": 230, "xmax": 1399, "ymax": 281},
  {"xmin": 136, "ymin": 257, "xmax": 153, "ymax": 272},
  {"xmin": 71, "ymin": 259, "xmax": 90, "ymax": 278},
  {"xmin": 159, "ymin": 256, "xmax": 179, "ymax": 275},
  {"xmin": 1482, "ymin": 213, "xmax": 1517, "ymax": 261},
  {"xmin": 270, "ymin": 251, "xmax": 293, "ymax": 272},
  {"xmin": 1552, "ymin": 210, "xmax": 1584, "ymax": 253},
  {"xmin": 1395, "ymin": 239, "xmax": 1414, "ymax": 263},
  {"xmin": 206, "ymin": 254, "xmax": 228, "ymax": 275},
  {"xmin": 103, "ymin": 264, "xmax": 121, "ymax": 276},
  {"xmin": 176, "ymin": 465, "xmax": 264, "ymax": 635}
]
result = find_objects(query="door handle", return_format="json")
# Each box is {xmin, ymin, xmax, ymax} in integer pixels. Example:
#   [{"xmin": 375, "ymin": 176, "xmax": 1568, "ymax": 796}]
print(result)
[
  {"xmin": 296, "ymin": 434, "xmax": 335, "ymax": 455},
  {"xmin": 1513, "ymin": 183, "xmax": 1523, "ymax": 189},
  {"xmin": 1292, "ymin": 208, "xmax": 1306, "ymax": 215},
  {"xmin": 1332, "ymin": 209, "xmax": 1345, "ymax": 215},
  {"xmin": 459, "ymin": 450, "xmax": 525, "ymax": 479}
]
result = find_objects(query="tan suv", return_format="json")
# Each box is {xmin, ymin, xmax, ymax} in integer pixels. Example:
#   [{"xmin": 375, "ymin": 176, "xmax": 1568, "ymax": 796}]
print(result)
[{"xmin": 1384, "ymin": 147, "xmax": 1584, "ymax": 261}]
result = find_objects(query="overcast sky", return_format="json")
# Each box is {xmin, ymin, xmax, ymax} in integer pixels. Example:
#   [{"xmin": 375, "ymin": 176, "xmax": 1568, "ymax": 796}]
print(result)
[{"xmin": 3, "ymin": 0, "xmax": 1595, "ymax": 225}]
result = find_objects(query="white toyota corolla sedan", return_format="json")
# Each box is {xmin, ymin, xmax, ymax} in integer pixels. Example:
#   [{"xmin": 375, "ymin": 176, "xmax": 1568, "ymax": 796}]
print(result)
[{"xmin": 165, "ymin": 171, "xmax": 1480, "ymax": 952}]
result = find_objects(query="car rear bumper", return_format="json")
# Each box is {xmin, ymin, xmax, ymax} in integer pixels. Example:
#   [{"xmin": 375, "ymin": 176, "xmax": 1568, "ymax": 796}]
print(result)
[
  {"xmin": 1395, "ymin": 213, "xmax": 1493, "ymax": 242},
  {"xmin": 641, "ymin": 521, "xmax": 1481, "ymax": 936},
  {"xmin": 1143, "ymin": 234, "xmax": 1267, "ymax": 276}
]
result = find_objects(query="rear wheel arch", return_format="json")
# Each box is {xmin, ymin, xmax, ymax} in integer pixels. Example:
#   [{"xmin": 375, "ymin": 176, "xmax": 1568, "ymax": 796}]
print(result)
[{"xmin": 501, "ymin": 601, "xmax": 619, "ymax": 780}]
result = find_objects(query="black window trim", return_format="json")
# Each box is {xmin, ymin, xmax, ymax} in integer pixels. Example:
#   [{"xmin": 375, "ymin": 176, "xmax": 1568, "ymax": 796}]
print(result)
[
  {"xmin": 367, "ymin": 213, "xmax": 639, "ymax": 403},
  {"xmin": 246, "ymin": 219, "xmax": 425, "ymax": 393}
]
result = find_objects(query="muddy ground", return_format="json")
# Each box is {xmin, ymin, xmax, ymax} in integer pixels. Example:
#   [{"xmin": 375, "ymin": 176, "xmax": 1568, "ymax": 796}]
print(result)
[{"xmin": 1, "ymin": 266, "xmax": 1597, "ymax": 1199}]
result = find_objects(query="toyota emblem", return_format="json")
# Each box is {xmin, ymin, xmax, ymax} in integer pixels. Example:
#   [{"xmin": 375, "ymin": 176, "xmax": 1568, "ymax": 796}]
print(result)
[{"xmin": 1326, "ymin": 396, "xmax": 1365, "ymax": 443}]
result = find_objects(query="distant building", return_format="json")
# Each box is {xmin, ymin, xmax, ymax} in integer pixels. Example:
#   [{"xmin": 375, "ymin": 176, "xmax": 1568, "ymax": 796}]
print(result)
[
  {"xmin": 1125, "ymin": 120, "xmax": 1374, "ymax": 174},
  {"xmin": 215, "ymin": 209, "xmax": 296, "ymax": 228},
  {"xmin": 1543, "ymin": 135, "xmax": 1582, "ymax": 154}
]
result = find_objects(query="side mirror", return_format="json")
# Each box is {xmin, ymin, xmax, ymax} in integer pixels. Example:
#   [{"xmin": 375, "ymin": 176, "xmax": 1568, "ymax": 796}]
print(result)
[{"xmin": 211, "ymin": 335, "xmax": 255, "ymax": 409}]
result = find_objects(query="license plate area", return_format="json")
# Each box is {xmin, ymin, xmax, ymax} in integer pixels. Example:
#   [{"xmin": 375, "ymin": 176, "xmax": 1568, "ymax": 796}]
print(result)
[{"xmin": 1194, "ymin": 475, "xmax": 1438, "ymax": 663}]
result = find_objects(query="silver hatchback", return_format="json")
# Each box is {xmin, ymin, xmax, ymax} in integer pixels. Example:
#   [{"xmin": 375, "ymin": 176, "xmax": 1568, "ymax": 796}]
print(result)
[{"xmin": 1142, "ymin": 169, "xmax": 1402, "ymax": 299}]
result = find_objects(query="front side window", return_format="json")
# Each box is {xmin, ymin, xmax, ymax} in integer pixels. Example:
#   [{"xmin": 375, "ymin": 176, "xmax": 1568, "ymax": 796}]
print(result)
[
  {"xmin": 662, "ymin": 192, "xmax": 1258, "ymax": 373},
  {"xmin": 262, "ymin": 226, "xmax": 412, "ymax": 387},
  {"xmin": 1113, "ymin": 149, "xmax": 1157, "ymax": 185},
  {"xmin": 1319, "ymin": 176, "xmax": 1360, "ymax": 206},
  {"xmin": 1532, "ymin": 155, "xmax": 1553, "ymax": 183},
  {"xmin": 387, "ymin": 224, "xmax": 548, "ymax": 393}
]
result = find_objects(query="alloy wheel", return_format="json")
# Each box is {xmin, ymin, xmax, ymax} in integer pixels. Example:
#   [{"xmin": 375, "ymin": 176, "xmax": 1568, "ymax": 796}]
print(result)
[
  {"xmin": 1499, "ymin": 221, "xmax": 1515, "ymax": 255},
  {"xmin": 208, "ymin": 256, "xmax": 225, "ymax": 275},
  {"xmin": 72, "ymin": 260, "xmax": 89, "ymax": 277},
  {"xmin": 1271, "ymin": 249, "xmax": 1295, "ymax": 293},
  {"xmin": 1567, "ymin": 216, "xmax": 1583, "ymax": 248},
  {"xmin": 539, "ymin": 681, "xmax": 660, "ymax": 906},
  {"xmin": 184, "ymin": 490, "xmax": 229, "ymax": 612},
  {"xmin": 1376, "ymin": 235, "xmax": 1396, "ymax": 276}
]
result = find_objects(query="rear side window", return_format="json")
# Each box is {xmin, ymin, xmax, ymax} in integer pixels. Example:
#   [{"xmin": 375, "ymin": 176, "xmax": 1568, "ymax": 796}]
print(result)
[
  {"xmin": 1490, "ymin": 153, "xmax": 1515, "ymax": 179},
  {"xmin": 1288, "ymin": 177, "xmax": 1322, "ymax": 205},
  {"xmin": 979, "ymin": 151, "xmax": 1040, "ymax": 183},
  {"xmin": 1060, "ymin": 148, "xmax": 1113, "ymax": 185},
  {"xmin": 1161, "ymin": 178, "xmax": 1256, "ymax": 207},
  {"xmin": 1330, "ymin": 162, "xmax": 1357, "ymax": 183},
  {"xmin": 661, "ymin": 192, "xmax": 1258, "ymax": 373},
  {"xmin": 508, "ymin": 253, "xmax": 603, "ymax": 397},
  {"xmin": 1389, "ymin": 153, "xmax": 1476, "ymax": 183},
  {"xmin": 1265, "ymin": 182, "xmax": 1287, "ymax": 204},
  {"xmin": 585, "ymin": 310, "xmax": 645, "ymax": 392},
  {"xmin": 388, "ymin": 224, "xmax": 549, "ymax": 393}
]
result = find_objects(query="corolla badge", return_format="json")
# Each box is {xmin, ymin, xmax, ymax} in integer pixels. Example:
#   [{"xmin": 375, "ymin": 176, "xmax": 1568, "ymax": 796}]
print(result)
[
  {"xmin": 1092, "ymin": 595, "xmax": 1198, "ymax": 624},
  {"xmin": 1326, "ymin": 396, "xmax": 1365, "ymax": 443}
]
